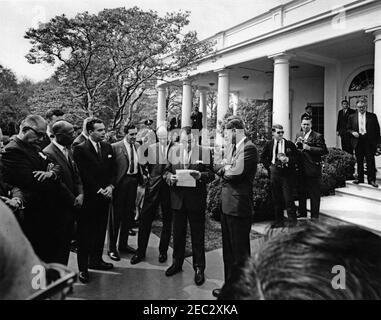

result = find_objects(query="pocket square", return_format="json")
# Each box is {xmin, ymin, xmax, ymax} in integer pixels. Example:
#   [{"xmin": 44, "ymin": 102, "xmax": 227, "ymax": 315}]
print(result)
[{"xmin": 108, "ymin": 154, "xmax": 112, "ymax": 158}]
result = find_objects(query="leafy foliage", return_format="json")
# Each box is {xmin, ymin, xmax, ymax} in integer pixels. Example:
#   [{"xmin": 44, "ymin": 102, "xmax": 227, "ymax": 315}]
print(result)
[{"xmin": 24, "ymin": 7, "xmax": 213, "ymax": 130}]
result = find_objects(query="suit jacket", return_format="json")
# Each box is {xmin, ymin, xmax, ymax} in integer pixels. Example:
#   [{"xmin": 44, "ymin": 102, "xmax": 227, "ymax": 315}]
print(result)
[
  {"xmin": 295, "ymin": 130, "xmax": 328, "ymax": 177},
  {"xmin": 43, "ymin": 142, "xmax": 83, "ymax": 206},
  {"xmin": 72, "ymin": 133, "xmax": 88, "ymax": 149},
  {"xmin": 1, "ymin": 138, "xmax": 67, "ymax": 221},
  {"xmin": 164, "ymin": 144, "xmax": 214, "ymax": 211},
  {"xmin": 260, "ymin": 139, "xmax": 298, "ymax": 174},
  {"xmin": 217, "ymin": 138, "xmax": 258, "ymax": 217},
  {"xmin": 112, "ymin": 140, "xmax": 144, "ymax": 186},
  {"xmin": 347, "ymin": 111, "xmax": 381, "ymax": 149},
  {"xmin": 73, "ymin": 140, "xmax": 114, "ymax": 199},
  {"xmin": 191, "ymin": 111, "xmax": 203, "ymax": 130},
  {"xmin": 336, "ymin": 108, "xmax": 356, "ymax": 136}
]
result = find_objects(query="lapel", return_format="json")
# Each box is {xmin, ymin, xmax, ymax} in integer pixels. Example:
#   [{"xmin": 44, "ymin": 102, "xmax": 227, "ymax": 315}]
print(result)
[
  {"xmin": 305, "ymin": 131, "xmax": 314, "ymax": 143},
  {"xmin": 85, "ymin": 139, "xmax": 100, "ymax": 162},
  {"xmin": 354, "ymin": 111, "xmax": 360, "ymax": 132},
  {"xmin": 120, "ymin": 140, "xmax": 130, "ymax": 166},
  {"xmin": 366, "ymin": 112, "xmax": 371, "ymax": 131},
  {"xmin": 51, "ymin": 143, "xmax": 71, "ymax": 171}
]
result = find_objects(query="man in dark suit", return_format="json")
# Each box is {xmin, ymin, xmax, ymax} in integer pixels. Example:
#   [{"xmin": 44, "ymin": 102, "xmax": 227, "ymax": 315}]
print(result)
[
  {"xmin": 43, "ymin": 120, "xmax": 84, "ymax": 265},
  {"xmin": 73, "ymin": 118, "xmax": 115, "ymax": 283},
  {"xmin": 260, "ymin": 124, "xmax": 298, "ymax": 226},
  {"xmin": 108, "ymin": 123, "xmax": 145, "ymax": 261},
  {"xmin": 301, "ymin": 105, "xmax": 313, "ymax": 122},
  {"xmin": 347, "ymin": 98, "xmax": 380, "ymax": 188},
  {"xmin": 336, "ymin": 100, "xmax": 356, "ymax": 154},
  {"xmin": 295, "ymin": 116, "xmax": 328, "ymax": 219},
  {"xmin": 72, "ymin": 117, "xmax": 94, "ymax": 148},
  {"xmin": 1, "ymin": 115, "xmax": 68, "ymax": 263},
  {"xmin": 131, "ymin": 126, "xmax": 173, "ymax": 265},
  {"xmin": 164, "ymin": 126, "xmax": 214, "ymax": 286},
  {"xmin": 212, "ymin": 116, "xmax": 258, "ymax": 298}
]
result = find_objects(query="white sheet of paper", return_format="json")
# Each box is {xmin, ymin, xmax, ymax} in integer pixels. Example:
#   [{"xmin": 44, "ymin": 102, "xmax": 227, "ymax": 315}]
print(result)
[{"xmin": 176, "ymin": 169, "xmax": 196, "ymax": 187}]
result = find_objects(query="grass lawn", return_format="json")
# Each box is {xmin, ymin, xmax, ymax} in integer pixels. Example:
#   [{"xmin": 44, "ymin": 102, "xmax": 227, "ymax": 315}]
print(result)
[{"xmin": 151, "ymin": 213, "xmax": 263, "ymax": 257}]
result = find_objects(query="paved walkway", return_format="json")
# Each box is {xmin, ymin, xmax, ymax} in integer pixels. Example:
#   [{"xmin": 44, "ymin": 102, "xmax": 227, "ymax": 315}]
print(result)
[{"xmin": 67, "ymin": 226, "xmax": 267, "ymax": 300}]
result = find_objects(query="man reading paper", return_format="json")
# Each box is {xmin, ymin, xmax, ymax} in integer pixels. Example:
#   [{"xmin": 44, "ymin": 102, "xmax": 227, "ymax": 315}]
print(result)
[{"xmin": 163, "ymin": 127, "xmax": 214, "ymax": 286}]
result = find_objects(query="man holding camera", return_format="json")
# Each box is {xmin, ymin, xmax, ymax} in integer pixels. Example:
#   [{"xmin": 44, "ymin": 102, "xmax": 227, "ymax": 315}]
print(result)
[
  {"xmin": 260, "ymin": 124, "xmax": 298, "ymax": 226},
  {"xmin": 295, "ymin": 116, "xmax": 328, "ymax": 220}
]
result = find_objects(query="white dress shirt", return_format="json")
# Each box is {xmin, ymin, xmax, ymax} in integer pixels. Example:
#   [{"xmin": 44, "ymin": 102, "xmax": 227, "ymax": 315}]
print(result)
[
  {"xmin": 124, "ymin": 139, "xmax": 138, "ymax": 174},
  {"xmin": 272, "ymin": 138, "xmax": 285, "ymax": 164},
  {"xmin": 358, "ymin": 112, "xmax": 367, "ymax": 135},
  {"xmin": 53, "ymin": 140, "xmax": 69, "ymax": 161}
]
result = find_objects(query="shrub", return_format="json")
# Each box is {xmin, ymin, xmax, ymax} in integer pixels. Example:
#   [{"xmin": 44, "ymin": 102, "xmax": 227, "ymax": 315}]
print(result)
[
  {"xmin": 206, "ymin": 148, "xmax": 355, "ymax": 222},
  {"xmin": 320, "ymin": 147, "xmax": 356, "ymax": 195},
  {"xmin": 206, "ymin": 165, "xmax": 274, "ymax": 223}
]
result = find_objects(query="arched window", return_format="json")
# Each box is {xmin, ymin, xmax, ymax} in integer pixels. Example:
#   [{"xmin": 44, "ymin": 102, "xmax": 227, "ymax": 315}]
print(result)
[
  {"xmin": 346, "ymin": 68, "xmax": 374, "ymax": 112},
  {"xmin": 348, "ymin": 69, "xmax": 374, "ymax": 91}
]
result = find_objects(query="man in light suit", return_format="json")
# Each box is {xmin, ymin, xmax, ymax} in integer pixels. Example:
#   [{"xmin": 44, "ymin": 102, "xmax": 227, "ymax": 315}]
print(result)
[
  {"xmin": 108, "ymin": 123, "xmax": 145, "ymax": 261},
  {"xmin": 43, "ymin": 120, "xmax": 84, "ymax": 265},
  {"xmin": 212, "ymin": 116, "xmax": 258, "ymax": 298},
  {"xmin": 260, "ymin": 124, "xmax": 298, "ymax": 226},
  {"xmin": 347, "ymin": 98, "xmax": 380, "ymax": 187},
  {"xmin": 131, "ymin": 126, "xmax": 173, "ymax": 265},
  {"xmin": 336, "ymin": 100, "xmax": 356, "ymax": 154},
  {"xmin": 73, "ymin": 118, "xmax": 115, "ymax": 283},
  {"xmin": 295, "ymin": 116, "xmax": 328, "ymax": 219},
  {"xmin": 164, "ymin": 126, "xmax": 214, "ymax": 286}
]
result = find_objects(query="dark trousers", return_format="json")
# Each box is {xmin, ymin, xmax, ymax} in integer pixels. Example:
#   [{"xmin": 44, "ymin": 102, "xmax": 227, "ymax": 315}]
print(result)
[
  {"xmin": 270, "ymin": 166, "xmax": 296, "ymax": 221},
  {"xmin": 355, "ymin": 135, "xmax": 376, "ymax": 183},
  {"xmin": 109, "ymin": 175, "xmax": 138, "ymax": 251},
  {"xmin": 221, "ymin": 213, "xmax": 251, "ymax": 283},
  {"xmin": 340, "ymin": 133, "xmax": 353, "ymax": 155},
  {"xmin": 53, "ymin": 211, "xmax": 75, "ymax": 265},
  {"xmin": 77, "ymin": 197, "xmax": 110, "ymax": 272},
  {"xmin": 137, "ymin": 179, "xmax": 172, "ymax": 257},
  {"xmin": 297, "ymin": 175, "xmax": 321, "ymax": 218},
  {"xmin": 172, "ymin": 205, "xmax": 205, "ymax": 271}
]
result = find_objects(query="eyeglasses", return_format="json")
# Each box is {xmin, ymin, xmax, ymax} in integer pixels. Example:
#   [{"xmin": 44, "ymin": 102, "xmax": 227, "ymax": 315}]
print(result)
[
  {"xmin": 24, "ymin": 126, "xmax": 46, "ymax": 138},
  {"xmin": 276, "ymin": 131, "xmax": 284, "ymax": 134}
]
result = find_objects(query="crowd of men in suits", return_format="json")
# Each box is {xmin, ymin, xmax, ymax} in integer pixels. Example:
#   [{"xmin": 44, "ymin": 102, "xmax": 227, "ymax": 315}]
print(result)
[{"xmin": 0, "ymin": 95, "xmax": 379, "ymax": 298}]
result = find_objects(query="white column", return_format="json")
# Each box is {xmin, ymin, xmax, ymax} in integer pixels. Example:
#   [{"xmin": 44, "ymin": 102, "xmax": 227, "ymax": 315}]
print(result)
[
  {"xmin": 181, "ymin": 79, "xmax": 193, "ymax": 128},
  {"xmin": 231, "ymin": 92, "xmax": 239, "ymax": 115},
  {"xmin": 156, "ymin": 86, "xmax": 167, "ymax": 129},
  {"xmin": 216, "ymin": 69, "xmax": 230, "ymax": 128},
  {"xmin": 374, "ymin": 30, "xmax": 381, "ymax": 121},
  {"xmin": 199, "ymin": 88, "xmax": 208, "ymax": 129},
  {"xmin": 270, "ymin": 53, "xmax": 291, "ymax": 140}
]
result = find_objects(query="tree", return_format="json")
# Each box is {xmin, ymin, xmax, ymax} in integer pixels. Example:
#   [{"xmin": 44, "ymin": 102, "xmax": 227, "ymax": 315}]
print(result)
[
  {"xmin": 25, "ymin": 7, "xmax": 214, "ymax": 130},
  {"xmin": 0, "ymin": 65, "xmax": 32, "ymax": 135}
]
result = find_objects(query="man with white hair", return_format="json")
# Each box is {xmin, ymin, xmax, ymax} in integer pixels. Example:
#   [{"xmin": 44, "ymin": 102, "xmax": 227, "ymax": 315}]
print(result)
[{"xmin": 131, "ymin": 126, "xmax": 174, "ymax": 264}]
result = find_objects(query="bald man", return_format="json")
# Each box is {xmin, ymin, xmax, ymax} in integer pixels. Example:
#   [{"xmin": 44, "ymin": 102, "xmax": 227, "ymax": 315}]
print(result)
[
  {"xmin": 130, "ymin": 126, "xmax": 174, "ymax": 265},
  {"xmin": 43, "ymin": 121, "xmax": 84, "ymax": 264},
  {"xmin": 1, "ymin": 115, "xmax": 70, "ymax": 263}
]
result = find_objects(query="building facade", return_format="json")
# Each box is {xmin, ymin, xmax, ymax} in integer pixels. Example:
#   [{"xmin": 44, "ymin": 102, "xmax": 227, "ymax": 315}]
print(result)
[{"xmin": 157, "ymin": 0, "xmax": 381, "ymax": 146}]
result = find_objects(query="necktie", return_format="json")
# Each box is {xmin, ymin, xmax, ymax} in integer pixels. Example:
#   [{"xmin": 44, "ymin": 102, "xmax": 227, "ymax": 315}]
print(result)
[
  {"xmin": 275, "ymin": 140, "xmax": 280, "ymax": 160},
  {"xmin": 96, "ymin": 143, "xmax": 102, "ymax": 160},
  {"xmin": 129, "ymin": 143, "xmax": 135, "ymax": 174},
  {"xmin": 232, "ymin": 144, "xmax": 237, "ymax": 158}
]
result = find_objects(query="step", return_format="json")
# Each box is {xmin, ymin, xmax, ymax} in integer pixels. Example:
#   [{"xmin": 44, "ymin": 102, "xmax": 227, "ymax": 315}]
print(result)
[
  {"xmin": 364, "ymin": 171, "xmax": 381, "ymax": 184},
  {"xmin": 317, "ymin": 195, "xmax": 381, "ymax": 235},
  {"xmin": 335, "ymin": 184, "xmax": 381, "ymax": 203}
]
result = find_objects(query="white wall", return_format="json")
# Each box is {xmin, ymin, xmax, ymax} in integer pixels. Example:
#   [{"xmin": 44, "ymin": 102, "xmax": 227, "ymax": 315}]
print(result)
[{"xmin": 290, "ymin": 76, "xmax": 325, "ymax": 140}]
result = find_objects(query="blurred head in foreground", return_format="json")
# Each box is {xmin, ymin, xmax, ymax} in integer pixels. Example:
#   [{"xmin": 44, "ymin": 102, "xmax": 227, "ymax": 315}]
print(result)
[
  {"xmin": 0, "ymin": 200, "xmax": 42, "ymax": 299},
  {"xmin": 219, "ymin": 222, "xmax": 381, "ymax": 300}
]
